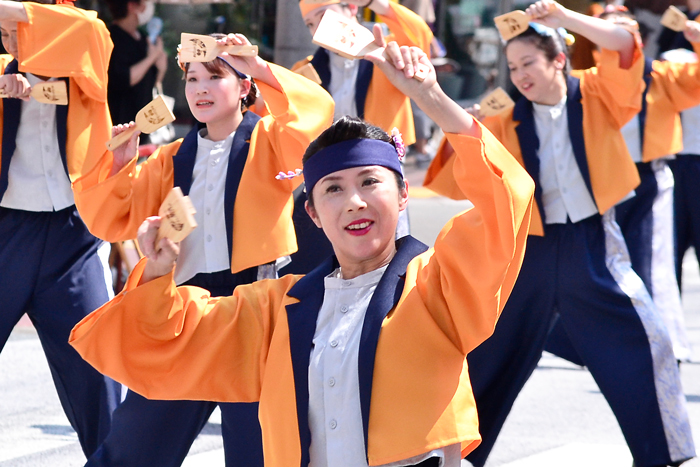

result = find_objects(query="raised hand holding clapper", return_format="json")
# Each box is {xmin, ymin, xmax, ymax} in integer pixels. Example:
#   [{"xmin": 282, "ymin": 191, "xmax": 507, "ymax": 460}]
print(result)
[
  {"xmin": 312, "ymin": 9, "xmax": 428, "ymax": 81},
  {"xmin": 106, "ymin": 95, "xmax": 175, "ymax": 151},
  {"xmin": 179, "ymin": 33, "xmax": 258, "ymax": 62}
]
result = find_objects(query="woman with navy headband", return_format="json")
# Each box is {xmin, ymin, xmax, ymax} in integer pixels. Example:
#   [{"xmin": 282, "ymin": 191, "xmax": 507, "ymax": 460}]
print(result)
[
  {"xmin": 68, "ymin": 28, "xmax": 535, "ymax": 467},
  {"xmin": 424, "ymin": 1, "xmax": 695, "ymax": 466},
  {"xmin": 71, "ymin": 33, "xmax": 334, "ymax": 467}
]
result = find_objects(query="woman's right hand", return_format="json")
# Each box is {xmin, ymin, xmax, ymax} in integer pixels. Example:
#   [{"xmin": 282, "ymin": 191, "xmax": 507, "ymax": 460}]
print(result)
[
  {"xmin": 525, "ymin": 1, "xmax": 567, "ymax": 29},
  {"xmin": 138, "ymin": 216, "xmax": 180, "ymax": 284},
  {"xmin": 0, "ymin": 73, "xmax": 31, "ymax": 101},
  {"xmin": 109, "ymin": 122, "xmax": 141, "ymax": 177}
]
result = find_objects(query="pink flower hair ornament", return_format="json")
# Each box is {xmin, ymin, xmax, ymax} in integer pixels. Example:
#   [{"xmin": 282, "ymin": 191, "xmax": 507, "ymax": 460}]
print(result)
[
  {"xmin": 391, "ymin": 128, "xmax": 406, "ymax": 162},
  {"xmin": 275, "ymin": 169, "xmax": 303, "ymax": 180}
]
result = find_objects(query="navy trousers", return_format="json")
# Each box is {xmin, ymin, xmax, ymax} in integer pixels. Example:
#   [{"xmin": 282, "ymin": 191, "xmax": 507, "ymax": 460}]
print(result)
[
  {"xmin": 0, "ymin": 206, "xmax": 120, "ymax": 457},
  {"xmin": 546, "ymin": 163, "xmax": 657, "ymax": 364},
  {"xmin": 615, "ymin": 162, "xmax": 657, "ymax": 293},
  {"xmin": 465, "ymin": 214, "xmax": 693, "ymax": 467},
  {"xmin": 669, "ymin": 154, "xmax": 700, "ymax": 289},
  {"xmin": 85, "ymin": 268, "xmax": 264, "ymax": 467}
]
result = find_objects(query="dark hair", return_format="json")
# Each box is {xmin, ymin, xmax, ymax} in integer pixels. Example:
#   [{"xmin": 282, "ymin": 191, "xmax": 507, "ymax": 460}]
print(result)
[
  {"xmin": 506, "ymin": 26, "xmax": 571, "ymax": 74},
  {"xmin": 182, "ymin": 33, "xmax": 258, "ymax": 110},
  {"xmin": 303, "ymin": 116, "xmax": 406, "ymax": 207},
  {"xmin": 105, "ymin": 0, "xmax": 141, "ymax": 20}
]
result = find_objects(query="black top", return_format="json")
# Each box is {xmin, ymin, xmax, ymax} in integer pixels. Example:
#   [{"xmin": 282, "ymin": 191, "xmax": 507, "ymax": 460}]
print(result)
[{"xmin": 107, "ymin": 24, "xmax": 157, "ymax": 127}]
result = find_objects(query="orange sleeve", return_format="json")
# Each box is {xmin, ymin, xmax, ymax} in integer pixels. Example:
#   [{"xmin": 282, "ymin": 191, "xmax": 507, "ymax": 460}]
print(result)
[
  {"xmin": 17, "ymin": 3, "xmax": 113, "ymax": 103},
  {"xmin": 72, "ymin": 142, "xmax": 179, "ymax": 242},
  {"xmin": 579, "ymin": 43, "xmax": 644, "ymax": 130},
  {"xmin": 69, "ymin": 258, "xmax": 299, "ymax": 402},
  {"xmin": 652, "ymin": 43, "xmax": 700, "ymax": 113},
  {"xmin": 382, "ymin": 2, "xmax": 434, "ymax": 55},
  {"xmin": 407, "ymin": 122, "xmax": 535, "ymax": 354},
  {"xmin": 255, "ymin": 63, "xmax": 334, "ymax": 177}
]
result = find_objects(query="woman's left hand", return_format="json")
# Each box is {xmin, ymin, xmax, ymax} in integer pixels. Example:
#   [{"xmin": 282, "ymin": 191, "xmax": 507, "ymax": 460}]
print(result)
[
  {"xmin": 138, "ymin": 216, "xmax": 180, "ymax": 284},
  {"xmin": 217, "ymin": 33, "xmax": 266, "ymax": 78},
  {"xmin": 364, "ymin": 24, "xmax": 437, "ymax": 100}
]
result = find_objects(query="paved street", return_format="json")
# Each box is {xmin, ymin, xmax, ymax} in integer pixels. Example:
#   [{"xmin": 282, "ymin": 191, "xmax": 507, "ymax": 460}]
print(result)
[{"xmin": 1, "ymin": 167, "xmax": 699, "ymax": 466}]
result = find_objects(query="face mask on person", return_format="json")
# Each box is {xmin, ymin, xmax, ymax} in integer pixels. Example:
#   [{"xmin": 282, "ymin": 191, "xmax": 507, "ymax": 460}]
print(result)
[{"xmin": 137, "ymin": 1, "xmax": 155, "ymax": 26}]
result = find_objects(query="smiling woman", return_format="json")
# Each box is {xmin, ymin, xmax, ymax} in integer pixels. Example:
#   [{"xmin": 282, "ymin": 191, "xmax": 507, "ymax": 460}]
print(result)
[{"xmin": 69, "ymin": 32, "xmax": 535, "ymax": 467}]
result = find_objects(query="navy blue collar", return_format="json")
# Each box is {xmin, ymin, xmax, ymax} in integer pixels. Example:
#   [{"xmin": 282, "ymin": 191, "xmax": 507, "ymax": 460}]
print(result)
[
  {"xmin": 285, "ymin": 235, "xmax": 429, "ymax": 465},
  {"xmin": 310, "ymin": 48, "xmax": 374, "ymax": 119},
  {"xmin": 171, "ymin": 110, "xmax": 261, "ymax": 257}
]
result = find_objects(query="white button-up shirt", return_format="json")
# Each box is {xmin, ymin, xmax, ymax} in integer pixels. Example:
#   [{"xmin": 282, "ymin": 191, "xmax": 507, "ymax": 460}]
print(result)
[
  {"xmin": 681, "ymin": 104, "xmax": 700, "ymax": 155},
  {"xmin": 621, "ymin": 115, "xmax": 643, "ymax": 163},
  {"xmin": 533, "ymin": 96, "xmax": 598, "ymax": 224},
  {"xmin": 174, "ymin": 129, "xmax": 232, "ymax": 285},
  {"xmin": 329, "ymin": 52, "xmax": 359, "ymax": 121},
  {"xmin": 308, "ymin": 266, "xmax": 460, "ymax": 467},
  {"xmin": 0, "ymin": 73, "xmax": 74, "ymax": 211}
]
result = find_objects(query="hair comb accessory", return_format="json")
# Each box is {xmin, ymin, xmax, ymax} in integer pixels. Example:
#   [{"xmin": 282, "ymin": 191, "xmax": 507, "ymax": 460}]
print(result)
[
  {"xmin": 275, "ymin": 169, "xmax": 303, "ymax": 180},
  {"xmin": 176, "ymin": 45, "xmax": 186, "ymax": 72},
  {"xmin": 529, "ymin": 22, "xmax": 573, "ymax": 46},
  {"xmin": 55, "ymin": 0, "xmax": 75, "ymax": 5},
  {"xmin": 391, "ymin": 128, "xmax": 406, "ymax": 162}
]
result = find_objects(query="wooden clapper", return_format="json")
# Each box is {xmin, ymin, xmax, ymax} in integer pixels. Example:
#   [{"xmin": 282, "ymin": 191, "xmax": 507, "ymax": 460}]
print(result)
[
  {"xmin": 295, "ymin": 62, "xmax": 322, "ymax": 85},
  {"xmin": 494, "ymin": 4, "xmax": 557, "ymax": 41},
  {"xmin": 479, "ymin": 87, "xmax": 515, "ymax": 117},
  {"xmin": 494, "ymin": 11, "xmax": 533, "ymax": 41},
  {"xmin": 157, "ymin": 187, "xmax": 197, "ymax": 244},
  {"xmin": 312, "ymin": 9, "xmax": 429, "ymax": 81},
  {"xmin": 106, "ymin": 95, "xmax": 175, "ymax": 151},
  {"xmin": 0, "ymin": 81, "xmax": 67, "ymax": 105},
  {"xmin": 660, "ymin": 6, "xmax": 688, "ymax": 32},
  {"xmin": 179, "ymin": 33, "xmax": 259, "ymax": 62}
]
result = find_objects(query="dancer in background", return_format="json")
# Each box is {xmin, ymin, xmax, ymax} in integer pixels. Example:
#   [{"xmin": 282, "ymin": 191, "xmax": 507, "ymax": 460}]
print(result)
[
  {"xmin": 0, "ymin": 0, "xmax": 120, "ymax": 458},
  {"xmin": 424, "ymin": 2, "xmax": 695, "ymax": 466}
]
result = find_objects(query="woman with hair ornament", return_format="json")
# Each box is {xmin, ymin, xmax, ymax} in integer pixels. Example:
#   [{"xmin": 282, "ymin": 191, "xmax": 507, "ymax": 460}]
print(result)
[{"xmin": 69, "ymin": 25, "xmax": 535, "ymax": 467}]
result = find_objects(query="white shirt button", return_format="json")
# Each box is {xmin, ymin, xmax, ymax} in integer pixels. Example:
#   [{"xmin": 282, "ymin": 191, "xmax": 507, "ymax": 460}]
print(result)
[
  {"xmin": 328, "ymin": 377, "xmax": 336, "ymax": 387},
  {"xmin": 329, "ymin": 419, "xmax": 337, "ymax": 429},
  {"xmin": 42, "ymin": 121, "xmax": 48, "ymax": 128},
  {"xmin": 206, "ymin": 208, "xmax": 211, "ymax": 215},
  {"xmin": 343, "ymin": 280, "xmax": 352, "ymax": 287},
  {"xmin": 207, "ymin": 234, "xmax": 212, "ymax": 242},
  {"xmin": 44, "ymin": 145, "xmax": 50, "ymax": 152},
  {"xmin": 340, "ymin": 305, "xmax": 348, "ymax": 313},
  {"xmin": 561, "ymin": 187, "xmax": 568, "ymax": 194},
  {"xmin": 47, "ymin": 170, "xmax": 53, "ymax": 177},
  {"xmin": 207, "ymin": 184, "xmax": 214, "ymax": 192},
  {"xmin": 211, "ymin": 160, "xmax": 217, "ymax": 167},
  {"xmin": 330, "ymin": 340, "xmax": 338, "ymax": 348}
]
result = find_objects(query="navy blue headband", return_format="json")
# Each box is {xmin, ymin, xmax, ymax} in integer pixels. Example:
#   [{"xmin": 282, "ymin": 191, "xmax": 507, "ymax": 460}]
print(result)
[{"xmin": 303, "ymin": 138, "xmax": 403, "ymax": 193}]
